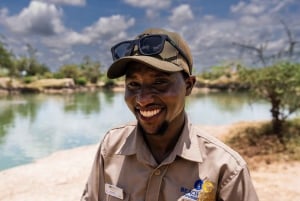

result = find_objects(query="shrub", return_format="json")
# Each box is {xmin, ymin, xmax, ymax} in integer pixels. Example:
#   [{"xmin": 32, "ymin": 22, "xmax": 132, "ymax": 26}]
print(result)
[
  {"xmin": 75, "ymin": 77, "xmax": 87, "ymax": 86},
  {"xmin": 23, "ymin": 76, "xmax": 36, "ymax": 84}
]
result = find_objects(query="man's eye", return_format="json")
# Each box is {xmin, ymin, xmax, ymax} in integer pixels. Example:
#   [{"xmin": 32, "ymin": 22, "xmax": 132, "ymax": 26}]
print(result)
[
  {"xmin": 127, "ymin": 82, "xmax": 140, "ymax": 89},
  {"xmin": 154, "ymin": 79, "xmax": 168, "ymax": 85}
]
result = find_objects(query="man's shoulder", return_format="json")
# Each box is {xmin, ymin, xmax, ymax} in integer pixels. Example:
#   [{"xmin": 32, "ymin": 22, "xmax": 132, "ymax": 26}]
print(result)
[
  {"xmin": 191, "ymin": 125, "xmax": 246, "ymax": 167},
  {"xmin": 103, "ymin": 122, "xmax": 137, "ymax": 141},
  {"xmin": 99, "ymin": 122, "xmax": 137, "ymax": 155},
  {"xmin": 108, "ymin": 122, "xmax": 137, "ymax": 133}
]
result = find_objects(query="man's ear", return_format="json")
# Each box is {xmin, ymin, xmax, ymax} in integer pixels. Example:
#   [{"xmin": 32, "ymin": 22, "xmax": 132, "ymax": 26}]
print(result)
[{"xmin": 185, "ymin": 75, "xmax": 196, "ymax": 96}]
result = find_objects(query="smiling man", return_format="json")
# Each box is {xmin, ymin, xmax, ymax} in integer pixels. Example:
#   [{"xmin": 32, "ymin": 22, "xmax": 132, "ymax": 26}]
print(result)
[{"xmin": 81, "ymin": 28, "xmax": 259, "ymax": 201}]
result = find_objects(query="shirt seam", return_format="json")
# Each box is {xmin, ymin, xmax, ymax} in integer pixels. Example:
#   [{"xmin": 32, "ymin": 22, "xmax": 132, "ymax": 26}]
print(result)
[
  {"xmin": 219, "ymin": 163, "xmax": 247, "ymax": 190},
  {"xmin": 192, "ymin": 126, "xmax": 245, "ymax": 167}
]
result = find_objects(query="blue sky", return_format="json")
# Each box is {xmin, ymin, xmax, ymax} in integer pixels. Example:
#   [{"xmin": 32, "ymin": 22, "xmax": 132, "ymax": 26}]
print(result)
[{"xmin": 0, "ymin": 0, "xmax": 299, "ymax": 72}]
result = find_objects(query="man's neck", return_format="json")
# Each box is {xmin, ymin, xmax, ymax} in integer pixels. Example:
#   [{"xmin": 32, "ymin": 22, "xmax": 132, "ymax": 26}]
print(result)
[{"xmin": 142, "ymin": 116, "xmax": 185, "ymax": 164}]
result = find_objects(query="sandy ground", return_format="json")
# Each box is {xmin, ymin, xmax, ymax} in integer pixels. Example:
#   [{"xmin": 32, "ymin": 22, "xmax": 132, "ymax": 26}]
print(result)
[{"xmin": 0, "ymin": 125, "xmax": 299, "ymax": 201}]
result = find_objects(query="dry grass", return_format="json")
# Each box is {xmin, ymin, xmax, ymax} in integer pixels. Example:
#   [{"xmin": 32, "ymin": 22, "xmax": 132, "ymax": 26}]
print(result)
[
  {"xmin": 224, "ymin": 119, "xmax": 300, "ymax": 169},
  {"xmin": 26, "ymin": 78, "xmax": 75, "ymax": 88}
]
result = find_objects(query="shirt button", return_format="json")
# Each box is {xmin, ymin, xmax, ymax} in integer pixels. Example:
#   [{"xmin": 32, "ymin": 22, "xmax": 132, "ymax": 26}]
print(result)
[{"xmin": 154, "ymin": 169, "xmax": 161, "ymax": 176}]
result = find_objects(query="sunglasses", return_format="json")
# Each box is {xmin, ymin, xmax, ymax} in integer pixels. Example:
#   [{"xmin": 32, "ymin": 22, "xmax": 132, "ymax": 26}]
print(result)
[{"xmin": 111, "ymin": 34, "xmax": 190, "ymax": 68}]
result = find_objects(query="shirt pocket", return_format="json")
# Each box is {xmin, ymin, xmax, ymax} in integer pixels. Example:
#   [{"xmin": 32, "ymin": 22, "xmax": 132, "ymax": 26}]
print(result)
[{"xmin": 105, "ymin": 193, "xmax": 130, "ymax": 201}]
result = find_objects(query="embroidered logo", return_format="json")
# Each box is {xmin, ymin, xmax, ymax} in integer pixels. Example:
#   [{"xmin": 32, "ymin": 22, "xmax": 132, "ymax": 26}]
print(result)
[
  {"xmin": 197, "ymin": 180, "xmax": 216, "ymax": 201},
  {"xmin": 194, "ymin": 179, "xmax": 203, "ymax": 190},
  {"xmin": 180, "ymin": 179, "xmax": 216, "ymax": 201}
]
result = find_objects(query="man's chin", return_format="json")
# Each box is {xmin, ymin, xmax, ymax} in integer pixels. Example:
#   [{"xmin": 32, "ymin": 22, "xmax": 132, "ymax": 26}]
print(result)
[{"xmin": 138, "ymin": 121, "xmax": 169, "ymax": 136}]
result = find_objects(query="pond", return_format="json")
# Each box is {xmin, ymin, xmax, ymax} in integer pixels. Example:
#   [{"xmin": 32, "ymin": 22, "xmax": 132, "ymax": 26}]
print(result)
[{"xmin": 0, "ymin": 90, "xmax": 295, "ymax": 170}]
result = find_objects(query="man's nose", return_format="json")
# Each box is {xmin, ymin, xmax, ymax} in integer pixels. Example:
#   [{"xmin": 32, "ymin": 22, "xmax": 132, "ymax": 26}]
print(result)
[{"xmin": 136, "ymin": 87, "xmax": 154, "ymax": 107}]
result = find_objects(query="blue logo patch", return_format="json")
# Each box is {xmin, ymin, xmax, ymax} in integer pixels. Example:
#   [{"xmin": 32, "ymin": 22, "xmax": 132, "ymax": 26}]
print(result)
[
  {"xmin": 194, "ymin": 179, "xmax": 203, "ymax": 190},
  {"xmin": 180, "ymin": 179, "xmax": 203, "ymax": 201}
]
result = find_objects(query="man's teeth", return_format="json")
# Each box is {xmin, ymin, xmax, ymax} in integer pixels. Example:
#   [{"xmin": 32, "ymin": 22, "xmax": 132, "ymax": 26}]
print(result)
[{"xmin": 140, "ymin": 109, "xmax": 160, "ymax": 118}]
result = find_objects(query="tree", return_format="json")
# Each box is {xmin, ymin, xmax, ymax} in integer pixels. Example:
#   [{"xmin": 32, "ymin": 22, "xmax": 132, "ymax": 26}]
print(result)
[
  {"xmin": 0, "ymin": 35, "xmax": 14, "ymax": 76},
  {"xmin": 58, "ymin": 64, "xmax": 81, "ymax": 80},
  {"xmin": 234, "ymin": 20, "xmax": 300, "ymax": 140},
  {"xmin": 238, "ymin": 63, "xmax": 300, "ymax": 139},
  {"xmin": 233, "ymin": 20, "xmax": 300, "ymax": 66},
  {"xmin": 80, "ymin": 56, "xmax": 101, "ymax": 83},
  {"xmin": 21, "ymin": 44, "xmax": 50, "ymax": 76}
]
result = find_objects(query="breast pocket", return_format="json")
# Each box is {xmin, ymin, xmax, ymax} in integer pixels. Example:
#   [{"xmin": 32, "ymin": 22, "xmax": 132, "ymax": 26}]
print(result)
[
  {"xmin": 106, "ymin": 194, "xmax": 130, "ymax": 201},
  {"xmin": 104, "ymin": 183, "xmax": 130, "ymax": 201}
]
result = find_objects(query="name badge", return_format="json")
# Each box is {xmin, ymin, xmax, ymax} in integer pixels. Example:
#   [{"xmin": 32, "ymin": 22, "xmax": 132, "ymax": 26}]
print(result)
[{"xmin": 105, "ymin": 183, "xmax": 124, "ymax": 200}]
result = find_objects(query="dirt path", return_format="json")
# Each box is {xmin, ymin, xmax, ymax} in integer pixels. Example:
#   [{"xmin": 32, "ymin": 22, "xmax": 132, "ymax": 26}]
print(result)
[
  {"xmin": 251, "ymin": 161, "xmax": 300, "ymax": 201},
  {"xmin": 0, "ymin": 125, "xmax": 299, "ymax": 201}
]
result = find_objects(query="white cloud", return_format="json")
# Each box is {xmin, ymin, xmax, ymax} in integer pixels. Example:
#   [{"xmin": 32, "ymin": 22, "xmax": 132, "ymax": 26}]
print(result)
[
  {"xmin": 123, "ymin": 0, "xmax": 171, "ymax": 9},
  {"xmin": 146, "ymin": 9, "xmax": 160, "ymax": 19},
  {"xmin": 2, "ymin": 1, "xmax": 65, "ymax": 36},
  {"xmin": 36, "ymin": 14, "xmax": 135, "ymax": 70},
  {"xmin": 38, "ymin": 0, "xmax": 86, "ymax": 6},
  {"xmin": 43, "ymin": 15, "xmax": 135, "ymax": 48},
  {"xmin": 231, "ymin": 1, "xmax": 265, "ymax": 15},
  {"xmin": 58, "ymin": 51, "xmax": 74, "ymax": 62},
  {"xmin": 82, "ymin": 15, "xmax": 135, "ymax": 42},
  {"xmin": 169, "ymin": 4, "xmax": 194, "ymax": 27},
  {"xmin": 230, "ymin": 0, "xmax": 295, "ymax": 16},
  {"xmin": 0, "ymin": 8, "xmax": 9, "ymax": 18}
]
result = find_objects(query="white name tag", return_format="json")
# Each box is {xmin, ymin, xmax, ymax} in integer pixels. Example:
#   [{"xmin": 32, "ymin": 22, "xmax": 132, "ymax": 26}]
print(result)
[{"xmin": 105, "ymin": 183, "xmax": 124, "ymax": 200}]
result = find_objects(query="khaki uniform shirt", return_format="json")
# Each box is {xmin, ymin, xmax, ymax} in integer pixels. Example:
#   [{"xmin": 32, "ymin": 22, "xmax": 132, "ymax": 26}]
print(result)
[{"xmin": 81, "ymin": 117, "xmax": 259, "ymax": 201}]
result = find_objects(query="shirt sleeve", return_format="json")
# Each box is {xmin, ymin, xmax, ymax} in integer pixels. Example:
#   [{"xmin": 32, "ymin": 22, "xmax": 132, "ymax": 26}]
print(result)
[
  {"xmin": 80, "ymin": 143, "xmax": 105, "ymax": 201},
  {"xmin": 218, "ymin": 165, "xmax": 259, "ymax": 201}
]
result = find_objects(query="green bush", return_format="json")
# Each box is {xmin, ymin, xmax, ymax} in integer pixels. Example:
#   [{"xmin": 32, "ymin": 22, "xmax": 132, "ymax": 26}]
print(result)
[
  {"xmin": 43, "ymin": 72, "xmax": 53, "ymax": 79},
  {"xmin": 199, "ymin": 65, "xmax": 234, "ymax": 80},
  {"xmin": 53, "ymin": 72, "xmax": 64, "ymax": 79},
  {"xmin": 23, "ymin": 76, "xmax": 36, "ymax": 84},
  {"xmin": 75, "ymin": 77, "xmax": 87, "ymax": 86}
]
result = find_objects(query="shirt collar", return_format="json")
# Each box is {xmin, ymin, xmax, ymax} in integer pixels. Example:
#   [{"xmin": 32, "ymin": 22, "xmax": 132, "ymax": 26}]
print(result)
[
  {"xmin": 117, "ymin": 113, "xmax": 204, "ymax": 164},
  {"xmin": 162, "ymin": 114, "xmax": 203, "ymax": 163}
]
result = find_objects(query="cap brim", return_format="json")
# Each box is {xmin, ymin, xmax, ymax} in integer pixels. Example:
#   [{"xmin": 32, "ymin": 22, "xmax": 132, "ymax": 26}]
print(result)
[{"xmin": 107, "ymin": 56, "xmax": 183, "ymax": 79}]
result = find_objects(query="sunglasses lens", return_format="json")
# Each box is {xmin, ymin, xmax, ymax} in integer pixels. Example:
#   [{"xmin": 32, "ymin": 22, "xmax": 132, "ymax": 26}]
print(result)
[
  {"xmin": 113, "ymin": 42, "xmax": 132, "ymax": 60},
  {"xmin": 139, "ymin": 35, "xmax": 164, "ymax": 55}
]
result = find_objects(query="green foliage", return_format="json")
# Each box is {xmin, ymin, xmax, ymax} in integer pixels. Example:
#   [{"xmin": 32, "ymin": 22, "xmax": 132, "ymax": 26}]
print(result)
[
  {"xmin": 14, "ymin": 57, "xmax": 50, "ymax": 77},
  {"xmin": 53, "ymin": 72, "xmax": 64, "ymax": 79},
  {"xmin": 1, "ymin": 34, "xmax": 102, "ymax": 85},
  {"xmin": 0, "ymin": 42, "xmax": 13, "ymax": 70},
  {"xmin": 80, "ymin": 56, "xmax": 101, "ymax": 84},
  {"xmin": 58, "ymin": 64, "xmax": 81, "ymax": 80},
  {"xmin": 56, "ymin": 57, "xmax": 102, "ymax": 86},
  {"xmin": 200, "ymin": 65, "xmax": 234, "ymax": 80},
  {"xmin": 23, "ymin": 76, "xmax": 36, "ymax": 84},
  {"xmin": 102, "ymin": 76, "xmax": 116, "ymax": 88},
  {"xmin": 238, "ymin": 62, "xmax": 300, "ymax": 137},
  {"xmin": 43, "ymin": 72, "xmax": 54, "ymax": 79},
  {"xmin": 75, "ymin": 76, "xmax": 87, "ymax": 86},
  {"xmin": 0, "ymin": 42, "xmax": 15, "ymax": 77}
]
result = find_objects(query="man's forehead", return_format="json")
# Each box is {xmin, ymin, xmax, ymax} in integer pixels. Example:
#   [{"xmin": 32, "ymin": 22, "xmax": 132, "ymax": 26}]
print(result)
[{"xmin": 125, "ymin": 63, "xmax": 172, "ymax": 77}]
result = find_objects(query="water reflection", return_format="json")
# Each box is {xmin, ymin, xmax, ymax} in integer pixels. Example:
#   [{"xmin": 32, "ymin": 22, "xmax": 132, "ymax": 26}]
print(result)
[
  {"xmin": 63, "ymin": 92, "xmax": 101, "ymax": 114},
  {"xmin": 189, "ymin": 92, "xmax": 253, "ymax": 112},
  {"xmin": 0, "ymin": 95, "xmax": 42, "ymax": 143},
  {"xmin": 186, "ymin": 92, "xmax": 270, "ymax": 125},
  {"xmin": 0, "ymin": 92, "xmax": 132, "ymax": 170},
  {"xmin": 0, "ymin": 91, "xmax": 294, "ymax": 170}
]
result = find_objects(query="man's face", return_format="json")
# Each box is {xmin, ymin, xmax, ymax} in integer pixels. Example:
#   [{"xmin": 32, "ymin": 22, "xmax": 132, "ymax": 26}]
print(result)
[{"xmin": 124, "ymin": 62, "xmax": 194, "ymax": 135}]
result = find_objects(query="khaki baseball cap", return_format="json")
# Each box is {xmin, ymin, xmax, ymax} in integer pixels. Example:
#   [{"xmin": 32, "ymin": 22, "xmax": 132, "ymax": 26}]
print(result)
[{"xmin": 107, "ymin": 28, "xmax": 193, "ymax": 79}]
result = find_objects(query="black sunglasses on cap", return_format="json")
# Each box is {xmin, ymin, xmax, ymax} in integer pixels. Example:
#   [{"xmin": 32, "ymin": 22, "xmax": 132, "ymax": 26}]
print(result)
[{"xmin": 110, "ymin": 34, "xmax": 191, "ymax": 68}]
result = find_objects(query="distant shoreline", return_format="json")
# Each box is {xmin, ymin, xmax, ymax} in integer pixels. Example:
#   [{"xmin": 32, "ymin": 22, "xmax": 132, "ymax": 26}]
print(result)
[{"xmin": 0, "ymin": 76, "xmax": 248, "ymax": 96}]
